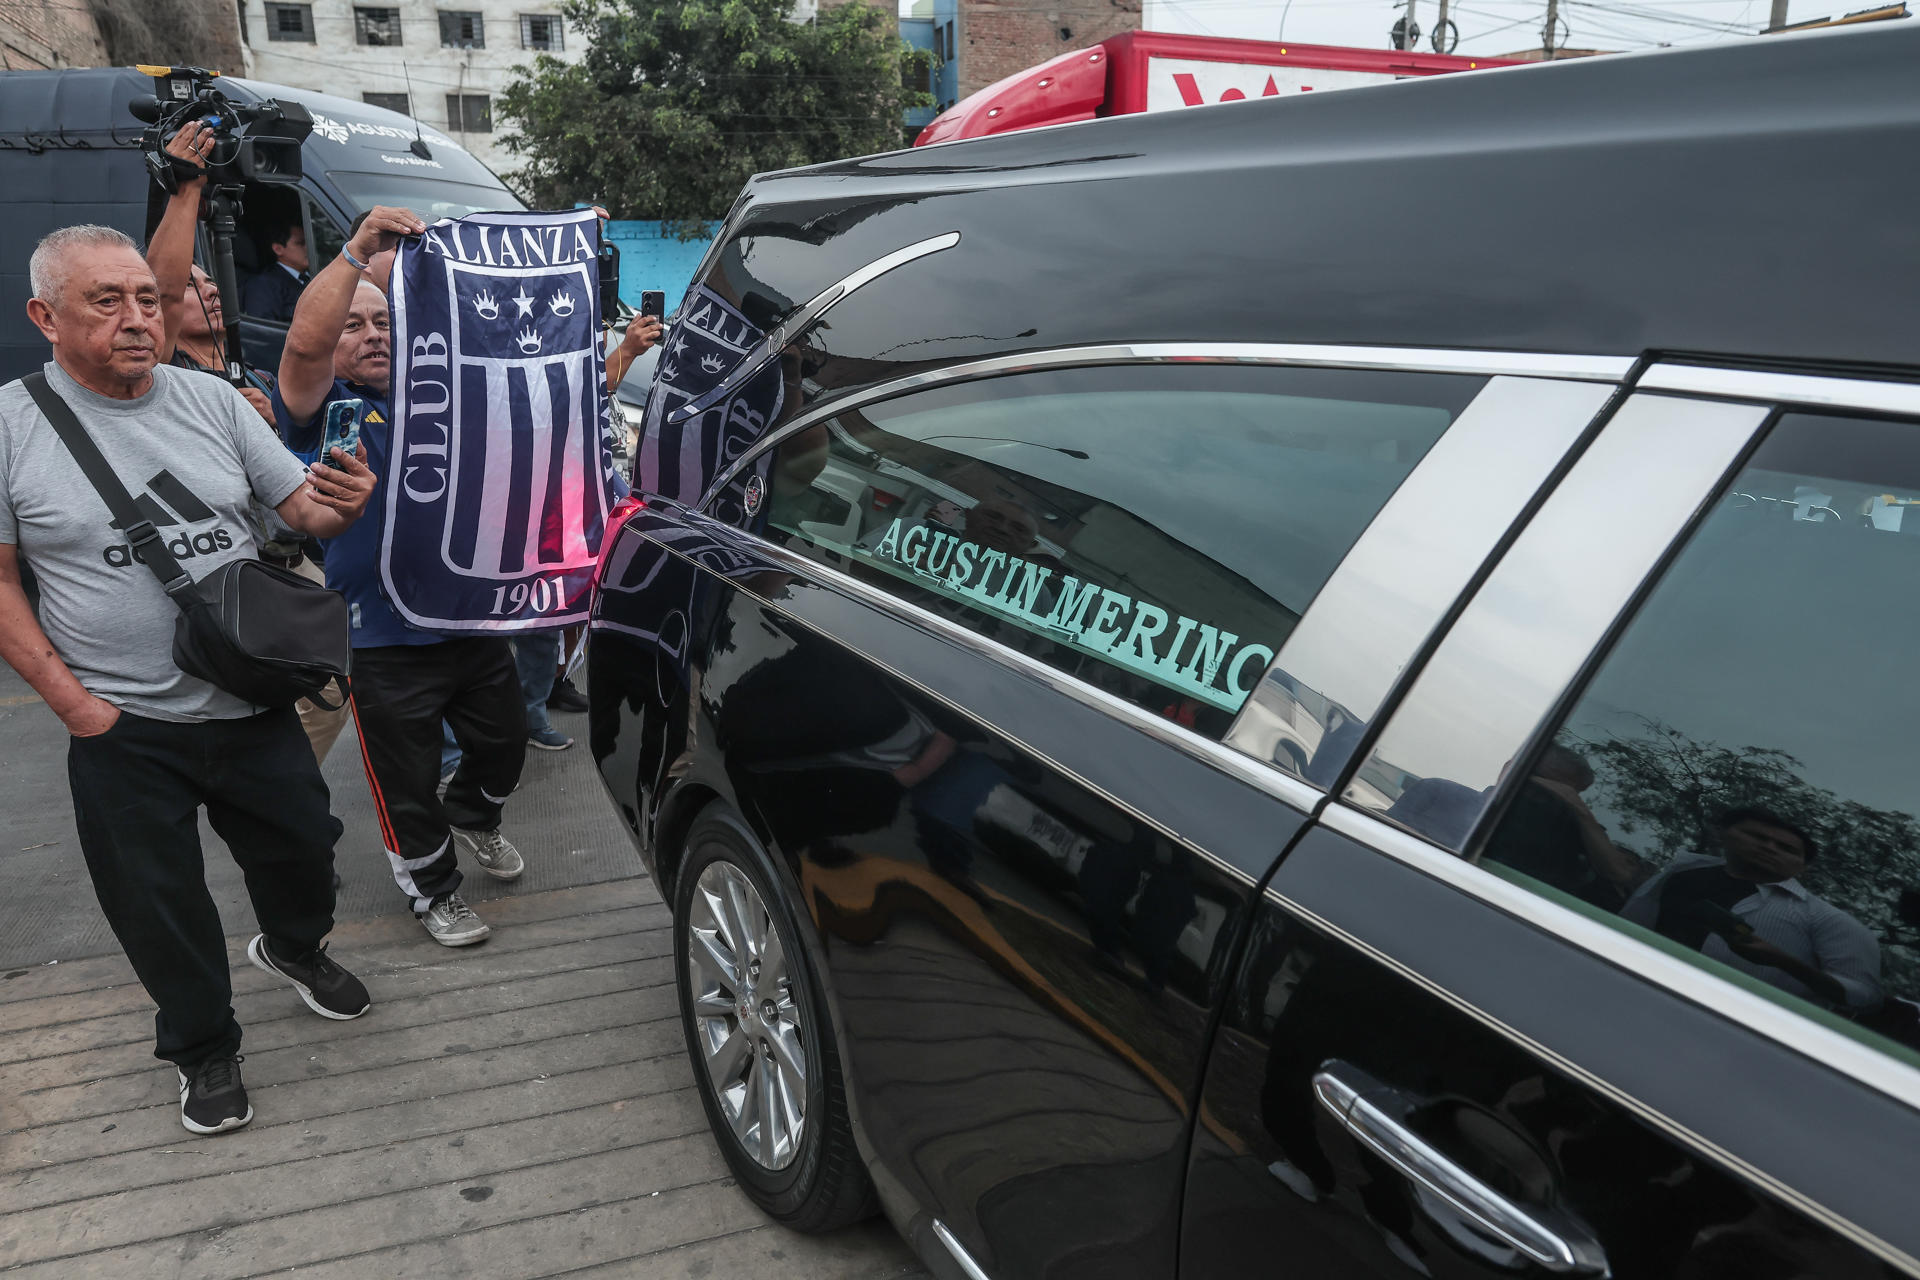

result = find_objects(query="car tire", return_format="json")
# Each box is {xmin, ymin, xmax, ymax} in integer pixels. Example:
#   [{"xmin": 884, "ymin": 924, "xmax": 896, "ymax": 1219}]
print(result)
[{"xmin": 672, "ymin": 807, "xmax": 876, "ymax": 1231}]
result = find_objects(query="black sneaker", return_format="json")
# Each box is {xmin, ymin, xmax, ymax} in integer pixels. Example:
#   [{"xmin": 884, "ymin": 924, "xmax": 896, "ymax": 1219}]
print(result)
[
  {"xmin": 248, "ymin": 934, "xmax": 371, "ymax": 1020},
  {"xmin": 546, "ymin": 677, "xmax": 589, "ymax": 713},
  {"xmin": 178, "ymin": 1054, "xmax": 251, "ymax": 1135}
]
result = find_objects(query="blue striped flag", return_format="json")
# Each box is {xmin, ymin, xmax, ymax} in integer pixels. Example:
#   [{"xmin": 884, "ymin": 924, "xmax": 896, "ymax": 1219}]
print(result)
[{"xmin": 383, "ymin": 208, "xmax": 618, "ymax": 631}]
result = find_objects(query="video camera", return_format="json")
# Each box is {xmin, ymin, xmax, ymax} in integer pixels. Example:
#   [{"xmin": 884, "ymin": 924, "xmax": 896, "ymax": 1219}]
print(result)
[{"xmin": 129, "ymin": 65, "xmax": 312, "ymax": 192}]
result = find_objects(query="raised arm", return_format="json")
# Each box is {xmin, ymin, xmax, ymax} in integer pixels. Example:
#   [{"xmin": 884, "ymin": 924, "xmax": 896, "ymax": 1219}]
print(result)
[
  {"xmin": 278, "ymin": 205, "xmax": 424, "ymax": 426},
  {"xmin": 607, "ymin": 315, "xmax": 662, "ymax": 393},
  {"xmin": 145, "ymin": 121, "xmax": 215, "ymax": 364}
]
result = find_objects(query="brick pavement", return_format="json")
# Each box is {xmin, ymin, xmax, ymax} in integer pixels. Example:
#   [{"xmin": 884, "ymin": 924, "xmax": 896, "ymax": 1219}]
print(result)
[{"xmin": 0, "ymin": 878, "xmax": 927, "ymax": 1278}]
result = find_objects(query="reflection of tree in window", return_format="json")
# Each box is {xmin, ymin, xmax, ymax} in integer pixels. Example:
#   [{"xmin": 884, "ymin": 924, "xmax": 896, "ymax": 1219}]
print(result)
[{"xmin": 1477, "ymin": 413, "xmax": 1920, "ymax": 1055}]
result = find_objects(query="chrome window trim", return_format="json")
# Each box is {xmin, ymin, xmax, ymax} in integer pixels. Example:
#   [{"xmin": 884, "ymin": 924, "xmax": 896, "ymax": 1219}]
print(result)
[
  {"xmin": 1640, "ymin": 364, "xmax": 1920, "ymax": 418},
  {"xmin": 1223, "ymin": 377, "xmax": 1620, "ymax": 782},
  {"xmin": 932, "ymin": 1220, "xmax": 994, "ymax": 1280},
  {"xmin": 647, "ymin": 509, "xmax": 1319, "ymax": 883},
  {"xmin": 1320, "ymin": 802, "xmax": 1920, "ymax": 1115},
  {"xmin": 1268, "ymin": 823, "xmax": 1920, "ymax": 1277},
  {"xmin": 1343, "ymin": 394, "xmax": 1770, "ymax": 832},
  {"xmin": 712, "ymin": 517, "xmax": 1323, "ymax": 818},
  {"xmin": 696, "ymin": 344, "xmax": 1633, "ymax": 508},
  {"xmin": 667, "ymin": 231, "xmax": 963, "ymax": 426}
]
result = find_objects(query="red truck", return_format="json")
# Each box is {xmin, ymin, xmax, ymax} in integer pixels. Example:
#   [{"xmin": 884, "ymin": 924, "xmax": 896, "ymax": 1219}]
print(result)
[{"xmin": 916, "ymin": 29, "xmax": 1518, "ymax": 146}]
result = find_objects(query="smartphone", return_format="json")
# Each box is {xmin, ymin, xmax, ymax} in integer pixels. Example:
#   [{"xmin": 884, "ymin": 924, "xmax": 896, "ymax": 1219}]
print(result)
[
  {"xmin": 640, "ymin": 289, "xmax": 666, "ymax": 320},
  {"xmin": 597, "ymin": 241, "xmax": 622, "ymax": 324},
  {"xmin": 321, "ymin": 398, "xmax": 363, "ymax": 469}
]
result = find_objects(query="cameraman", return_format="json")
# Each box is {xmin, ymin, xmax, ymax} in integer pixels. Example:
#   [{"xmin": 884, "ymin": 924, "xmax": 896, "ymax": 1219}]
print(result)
[
  {"xmin": 143, "ymin": 122, "xmax": 351, "ymax": 765},
  {"xmin": 275, "ymin": 206, "xmax": 529, "ymax": 949},
  {"xmin": 0, "ymin": 224, "xmax": 378, "ymax": 1135}
]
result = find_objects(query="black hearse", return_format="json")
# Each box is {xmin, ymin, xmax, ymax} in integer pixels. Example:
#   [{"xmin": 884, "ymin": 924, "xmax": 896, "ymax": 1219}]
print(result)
[
  {"xmin": 0, "ymin": 67, "xmax": 523, "ymax": 385},
  {"xmin": 589, "ymin": 23, "xmax": 1920, "ymax": 1280}
]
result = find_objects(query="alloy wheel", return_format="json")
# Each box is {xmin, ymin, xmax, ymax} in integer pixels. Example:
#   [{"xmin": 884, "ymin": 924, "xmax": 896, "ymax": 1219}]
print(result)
[{"xmin": 686, "ymin": 860, "xmax": 807, "ymax": 1170}]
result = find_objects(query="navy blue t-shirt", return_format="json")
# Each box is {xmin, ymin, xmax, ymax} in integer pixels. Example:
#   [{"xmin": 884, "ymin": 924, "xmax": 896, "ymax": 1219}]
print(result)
[{"xmin": 274, "ymin": 380, "xmax": 440, "ymax": 650}]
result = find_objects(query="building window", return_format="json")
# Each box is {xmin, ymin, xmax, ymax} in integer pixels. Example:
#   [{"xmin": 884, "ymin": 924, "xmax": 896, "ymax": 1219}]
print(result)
[
  {"xmin": 354, "ymin": 6, "xmax": 401, "ymax": 45},
  {"xmin": 446, "ymin": 93, "xmax": 493, "ymax": 132},
  {"xmin": 363, "ymin": 91, "xmax": 411, "ymax": 116},
  {"xmin": 439, "ymin": 10, "xmax": 485, "ymax": 47},
  {"xmin": 521, "ymin": 13, "xmax": 562, "ymax": 50},
  {"xmin": 265, "ymin": 2, "xmax": 315, "ymax": 41}
]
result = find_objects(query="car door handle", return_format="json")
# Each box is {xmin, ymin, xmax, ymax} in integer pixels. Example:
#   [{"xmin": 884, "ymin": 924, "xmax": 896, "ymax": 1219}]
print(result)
[{"xmin": 1313, "ymin": 1061, "xmax": 1610, "ymax": 1276}]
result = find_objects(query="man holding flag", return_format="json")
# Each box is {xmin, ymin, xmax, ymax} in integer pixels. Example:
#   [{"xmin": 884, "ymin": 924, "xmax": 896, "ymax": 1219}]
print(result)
[{"xmin": 274, "ymin": 206, "xmax": 525, "ymax": 948}]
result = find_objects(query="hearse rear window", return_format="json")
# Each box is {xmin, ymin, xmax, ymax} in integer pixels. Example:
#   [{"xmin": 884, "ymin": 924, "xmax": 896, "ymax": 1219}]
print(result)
[{"xmin": 757, "ymin": 364, "xmax": 1482, "ymax": 740}]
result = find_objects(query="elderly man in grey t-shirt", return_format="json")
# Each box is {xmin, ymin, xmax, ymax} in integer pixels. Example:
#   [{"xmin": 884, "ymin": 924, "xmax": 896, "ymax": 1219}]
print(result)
[{"xmin": 0, "ymin": 225, "xmax": 378, "ymax": 1137}]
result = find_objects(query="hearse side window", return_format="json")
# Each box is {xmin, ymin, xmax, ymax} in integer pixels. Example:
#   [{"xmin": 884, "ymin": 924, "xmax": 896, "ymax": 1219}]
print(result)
[
  {"xmin": 1447, "ymin": 412, "xmax": 1920, "ymax": 1064},
  {"xmin": 756, "ymin": 364, "xmax": 1483, "ymax": 740}
]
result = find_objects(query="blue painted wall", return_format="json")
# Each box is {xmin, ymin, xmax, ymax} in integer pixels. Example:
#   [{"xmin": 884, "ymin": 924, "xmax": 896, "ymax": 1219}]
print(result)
[
  {"xmin": 604, "ymin": 220, "xmax": 716, "ymax": 314},
  {"xmin": 902, "ymin": 16, "xmax": 939, "ymax": 131},
  {"xmin": 932, "ymin": 0, "xmax": 960, "ymax": 110}
]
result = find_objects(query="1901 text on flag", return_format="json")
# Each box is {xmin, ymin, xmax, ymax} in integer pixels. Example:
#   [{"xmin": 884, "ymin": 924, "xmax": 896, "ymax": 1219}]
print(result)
[{"xmin": 384, "ymin": 208, "xmax": 617, "ymax": 632}]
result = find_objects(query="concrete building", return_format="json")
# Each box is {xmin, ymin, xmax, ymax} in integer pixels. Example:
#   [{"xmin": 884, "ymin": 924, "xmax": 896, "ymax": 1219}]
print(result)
[
  {"xmin": 237, "ymin": 0, "xmax": 585, "ymax": 175},
  {"xmin": 1, "ymin": 0, "xmax": 107, "ymax": 70}
]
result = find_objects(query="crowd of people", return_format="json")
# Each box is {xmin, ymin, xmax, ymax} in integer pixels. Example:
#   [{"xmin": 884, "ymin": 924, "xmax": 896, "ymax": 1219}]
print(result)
[{"xmin": 0, "ymin": 120, "xmax": 660, "ymax": 1136}]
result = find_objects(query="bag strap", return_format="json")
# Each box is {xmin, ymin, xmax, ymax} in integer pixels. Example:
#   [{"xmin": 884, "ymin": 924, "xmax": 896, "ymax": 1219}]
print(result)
[{"xmin": 23, "ymin": 371, "xmax": 196, "ymax": 601}]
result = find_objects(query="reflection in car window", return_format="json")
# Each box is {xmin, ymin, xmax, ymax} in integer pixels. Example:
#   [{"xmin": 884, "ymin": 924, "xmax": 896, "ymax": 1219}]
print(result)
[
  {"xmin": 758, "ymin": 365, "xmax": 1482, "ymax": 739},
  {"xmin": 1466, "ymin": 412, "xmax": 1920, "ymax": 1061}
]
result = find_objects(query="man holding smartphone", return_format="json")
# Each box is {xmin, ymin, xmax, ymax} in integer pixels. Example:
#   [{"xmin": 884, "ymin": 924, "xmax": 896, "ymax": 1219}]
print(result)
[{"xmin": 274, "ymin": 206, "xmax": 529, "ymax": 949}]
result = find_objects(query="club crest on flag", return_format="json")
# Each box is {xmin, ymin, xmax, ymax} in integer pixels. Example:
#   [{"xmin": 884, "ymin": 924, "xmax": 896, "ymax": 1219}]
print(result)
[
  {"xmin": 635, "ymin": 284, "xmax": 785, "ymax": 524},
  {"xmin": 384, "ymin": 208, "xmax": 618, "ymax": 631}
]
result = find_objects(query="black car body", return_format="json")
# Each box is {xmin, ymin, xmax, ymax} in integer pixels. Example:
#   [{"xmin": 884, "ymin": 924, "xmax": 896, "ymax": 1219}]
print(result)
[{"xmin": 589, "ymin": 24, "xmax": 1920, "ymax": 1280}]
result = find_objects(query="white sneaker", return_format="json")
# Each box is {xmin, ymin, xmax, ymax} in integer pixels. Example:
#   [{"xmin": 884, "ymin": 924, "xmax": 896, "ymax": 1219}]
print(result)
[
  {"xmin": 418, "ymin": 892, "xmax": 491, "ymax": 947},
  {"xmin": 452, "ymin": 826, "xmax": 524, "ymax": 881}
]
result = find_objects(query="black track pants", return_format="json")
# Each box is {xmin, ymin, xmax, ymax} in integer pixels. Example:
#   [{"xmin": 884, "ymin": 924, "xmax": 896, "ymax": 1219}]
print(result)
[
  {"xmin": 68, "ymin": 707, "xmax": 340, "ymax": 1068},
  {"xmin": 346, "ymin": 638, "xmax": 527, "ymax": 911}
]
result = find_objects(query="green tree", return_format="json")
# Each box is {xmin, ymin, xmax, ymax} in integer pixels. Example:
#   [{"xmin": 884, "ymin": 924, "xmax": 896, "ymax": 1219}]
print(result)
[
  {"xmin": 1569, "ymin": 718, "xmax": 1920, "ymax": 993},
  {"xmin": 499, "ymin": 0, "xmax": 933, "ymax": 232}
]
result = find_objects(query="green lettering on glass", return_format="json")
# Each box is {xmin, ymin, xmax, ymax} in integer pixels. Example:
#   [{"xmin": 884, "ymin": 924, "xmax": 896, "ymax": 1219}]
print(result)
[
  {"xmin": 1086, "ymin": 590, "xmax": 1133, "ymax": 652},
  {"xmin": 816, "ymin": 515, "xmax": 1264, "ymax": 713}
]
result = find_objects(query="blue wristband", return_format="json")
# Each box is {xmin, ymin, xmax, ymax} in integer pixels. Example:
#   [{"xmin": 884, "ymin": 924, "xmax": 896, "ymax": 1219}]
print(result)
[{"xmin": 341, "ymin": 244, "xmax": 371, "ymax": 272}]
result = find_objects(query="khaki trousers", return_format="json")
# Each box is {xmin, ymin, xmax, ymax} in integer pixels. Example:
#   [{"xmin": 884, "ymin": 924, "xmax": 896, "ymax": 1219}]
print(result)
[{"xmin": 290, "ymin": 554, "xmax": 351, "ymax": 764}]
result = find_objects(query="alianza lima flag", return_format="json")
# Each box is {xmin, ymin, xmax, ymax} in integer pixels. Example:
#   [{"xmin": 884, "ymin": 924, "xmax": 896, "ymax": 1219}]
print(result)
[{"xmin": 383, "ymin": 208, "xmax": 617, "ymax": 632}]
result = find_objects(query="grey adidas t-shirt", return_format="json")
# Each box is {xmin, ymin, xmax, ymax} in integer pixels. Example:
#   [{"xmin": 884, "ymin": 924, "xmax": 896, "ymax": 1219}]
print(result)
[{"xmin": 0, "ymin": 362, "xmax": 308, "ymax": 722}]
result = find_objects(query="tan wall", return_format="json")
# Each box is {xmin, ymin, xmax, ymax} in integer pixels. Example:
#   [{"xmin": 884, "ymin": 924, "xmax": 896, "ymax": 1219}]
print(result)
[
  {"xmin": 957, "ymin": 0, "xmax": 1139, "ymax": 98},
  {"xmin": 0, "ymin": 0, "xmax": 109, "ymax": 70}
]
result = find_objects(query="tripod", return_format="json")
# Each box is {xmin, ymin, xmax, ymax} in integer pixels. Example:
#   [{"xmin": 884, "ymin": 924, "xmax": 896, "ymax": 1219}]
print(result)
[{"xmin": 203, "ymin": 183, "xmax": 250, "ymax": 385}]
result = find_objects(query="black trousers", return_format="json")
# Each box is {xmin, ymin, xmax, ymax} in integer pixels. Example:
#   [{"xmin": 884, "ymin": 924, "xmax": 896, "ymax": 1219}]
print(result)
[
  {"xmin": 68, "ymin": 707, "xmax": 340, "ymax": 1068},
  {"xmin": 347, "ymin": 638, "xmax": 527, "ymax": 911}
]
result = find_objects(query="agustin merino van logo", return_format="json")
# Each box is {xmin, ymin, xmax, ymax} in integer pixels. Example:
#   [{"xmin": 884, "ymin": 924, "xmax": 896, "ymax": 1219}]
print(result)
[{"xmin": 99, "ymin": 470, "xmax": 234, "ymax": 568}]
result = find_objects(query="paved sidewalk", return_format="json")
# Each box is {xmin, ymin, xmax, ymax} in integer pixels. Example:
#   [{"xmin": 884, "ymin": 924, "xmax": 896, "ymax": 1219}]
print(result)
[{"xmin": 0, "ymin": 878, "xmax": 925, "ymax": 1279}]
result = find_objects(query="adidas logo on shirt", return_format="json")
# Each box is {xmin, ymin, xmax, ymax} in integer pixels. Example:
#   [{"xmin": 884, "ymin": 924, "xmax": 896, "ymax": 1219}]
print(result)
[{"xmin": 99, "ymin": 469, "xmax": 236, "ymax": 568}]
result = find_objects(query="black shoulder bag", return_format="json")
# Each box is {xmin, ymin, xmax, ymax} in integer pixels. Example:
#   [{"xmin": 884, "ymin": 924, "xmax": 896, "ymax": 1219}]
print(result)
[{"xmin": 24, "ymin": 372, "xmax": 352, "ymax": 710}]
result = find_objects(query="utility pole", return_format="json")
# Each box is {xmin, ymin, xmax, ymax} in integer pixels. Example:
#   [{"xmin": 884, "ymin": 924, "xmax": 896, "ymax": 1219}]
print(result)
[
  {"xmin": 1767, "ymin": 0, "xmax": 1790, "ymax": 28},
  {"xmin": 1405, "ymin": 0, "xmax": 1417, "ymax": 48},
  {"xmin": 1433, "ymin": 0, "xmax": 1450, "ymax": 50},
  {"xmin": 1542, "ymin": 0, "xmax": 1559, "ymax": 56}
]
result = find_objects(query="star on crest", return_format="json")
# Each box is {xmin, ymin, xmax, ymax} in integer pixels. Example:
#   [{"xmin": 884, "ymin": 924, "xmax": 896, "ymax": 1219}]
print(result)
[{"xmin": 511, "ymin": 287, "xmax": 536, "ymax": 319}]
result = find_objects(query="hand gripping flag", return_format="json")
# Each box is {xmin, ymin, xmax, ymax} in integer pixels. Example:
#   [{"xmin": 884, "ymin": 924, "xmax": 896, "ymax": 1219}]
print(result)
[{"xmin": 384, "ymin": 208, "xmax": 617, "ymax": 631}]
